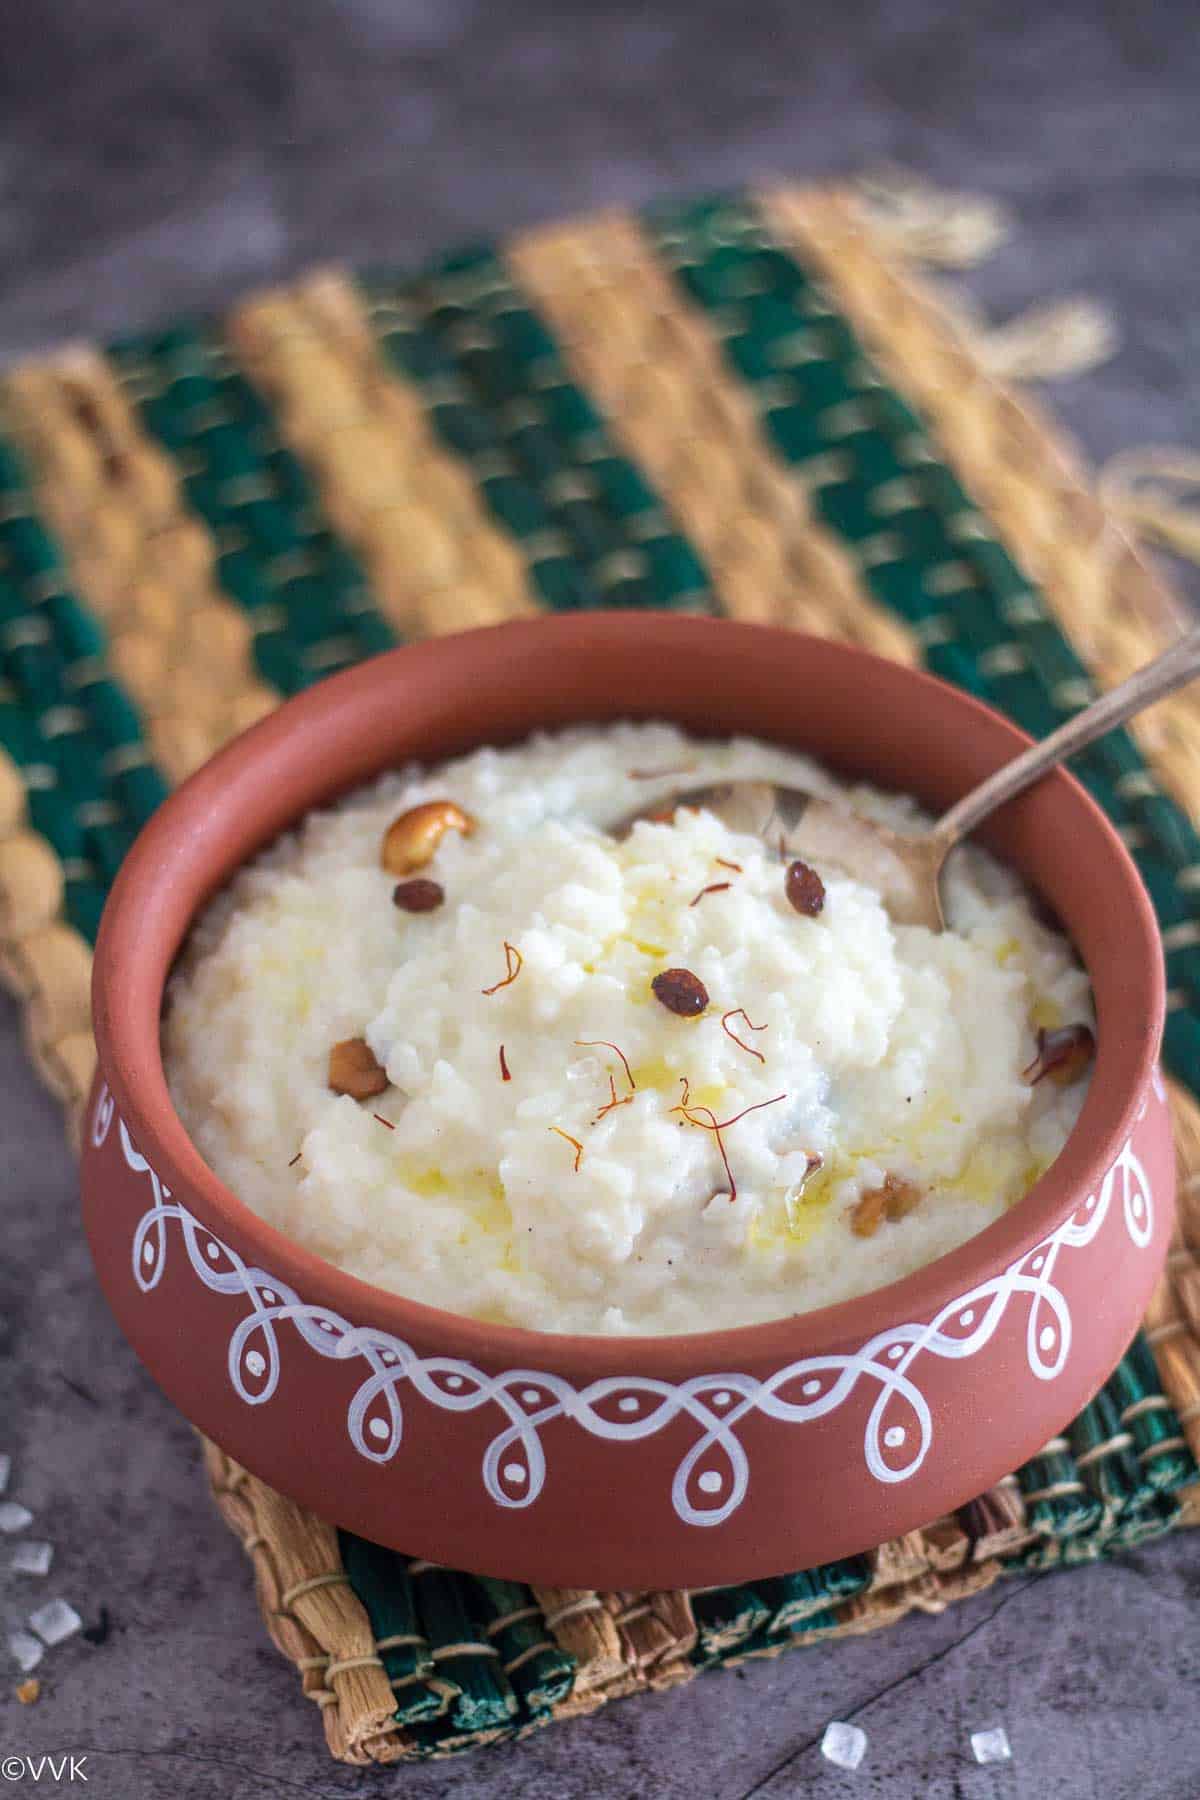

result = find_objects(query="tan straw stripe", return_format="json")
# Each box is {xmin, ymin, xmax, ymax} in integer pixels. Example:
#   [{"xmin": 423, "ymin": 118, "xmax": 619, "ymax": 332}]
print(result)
[
  {"xmin": 200, "ymin": 1441, "xmax": 407, "ymax": 1765},
  {"xmin": 0, "ymin": 430, "xmax": 95, "ymax": 1128},
  {"xmin": 227, "ymin": 271, "xmax": 540, "ymax": 637},
  {"xmin": 0, "ymin": 812, "xmax": 94, "ymax": 1134},
  {"xmin": 0, "ymin": 738, "xmax": 84, "ymax": 1101},
  {"xmin": 3, "ymin": 349, "xmax": 277, "ymax": 784},
  {"xmin": 507, "ymin": 211, "xmax": 917, "ymax": 663}
]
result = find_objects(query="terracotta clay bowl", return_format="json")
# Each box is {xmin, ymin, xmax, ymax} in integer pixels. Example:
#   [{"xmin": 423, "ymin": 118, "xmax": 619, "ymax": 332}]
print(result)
[{"xmin": 81, "ymin": 614, "xmax": 1171, "ymax": 1590}]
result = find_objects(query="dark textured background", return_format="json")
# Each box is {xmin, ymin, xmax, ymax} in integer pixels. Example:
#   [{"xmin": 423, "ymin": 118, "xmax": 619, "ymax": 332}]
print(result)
[{"xmin": 2, "ymin": 3, "xmax": 1198, "ymax": 1796}]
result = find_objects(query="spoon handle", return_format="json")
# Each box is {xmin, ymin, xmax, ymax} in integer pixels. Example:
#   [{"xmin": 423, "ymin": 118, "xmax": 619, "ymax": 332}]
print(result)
[{"xmin": 933, "ymin": 621, "xmax": 1200, "ymax": 851}]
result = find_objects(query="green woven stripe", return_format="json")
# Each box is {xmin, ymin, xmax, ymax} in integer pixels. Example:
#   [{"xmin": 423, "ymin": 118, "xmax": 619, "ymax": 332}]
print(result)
[
  {"xmin": 338, "ymin": 1534, "xmax": 575, "ymax": 1729},
  {"xmin": 361, "ymin": 253, "xmax": 713, "ymax": 614},
  {"xmin": 405, "ymin": 1558, "xmax": 518, "ymax": 1732},
  {"xmin": 337, "ymin": 1534, "xmax": 445, "ymax": 1722},
  {"xmin": 687, "ymin": 1557, "xmax": 870, "ymax": 1669},
  {"xmin": 645, "ymin": 193, "xmax": 1200, "ymax": 1092},
  {"xmin": 1109, "ymin": 1334, "xmax": 1193, "ymax": 1488},
  {"xmin": 1012, "ymin": 1339, "xmax": 1192, "ymax": 1563},
  {"xmin": 108, "ymin": 326, "xmax": 396, "ymax": 694},
  {"xmin": 748, "ymin": 1556, "xmax": 871, "ymax": 1635},
  {"xmin": 468, "ymin": 1575, "xmax": 574, "ymax": 1715},
  {"xmin": 689, "ymin": 1583, "xmax": 771, "ymax": 1660},
  {"xmin": 0, "ymin": 435, "xmax": 168, "ymax": 941}
]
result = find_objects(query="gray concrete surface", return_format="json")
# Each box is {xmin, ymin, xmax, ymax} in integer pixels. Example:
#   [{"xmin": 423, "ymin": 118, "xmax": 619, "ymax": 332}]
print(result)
[{"xmin": 2, "ymin": 2, "xmax": 1199, "ymax": 1795}]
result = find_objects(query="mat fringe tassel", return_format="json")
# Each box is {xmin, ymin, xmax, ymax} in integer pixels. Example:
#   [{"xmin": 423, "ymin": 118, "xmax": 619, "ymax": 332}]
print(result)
[
  {"xmin": 852, "ymin": 167, "xmax": 1012, "ymax": 267},
  {"xmin": 970, "ymin": 297, "xmax": 1120, "ymax": 384},
  {"xmin": 854, "ymin": 168, "xmax": 1119, "ymax": 383}
]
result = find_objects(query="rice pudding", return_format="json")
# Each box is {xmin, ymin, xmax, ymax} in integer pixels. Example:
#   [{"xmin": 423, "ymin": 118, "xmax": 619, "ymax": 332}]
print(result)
[{"xmin": 163, "ymin": 723, "xmax": 1094, "ymax": 1336}]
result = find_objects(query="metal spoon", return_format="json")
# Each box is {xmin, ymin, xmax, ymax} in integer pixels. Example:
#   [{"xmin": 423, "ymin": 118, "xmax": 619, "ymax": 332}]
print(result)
[{"xmin": 616, "ymin": 622, "xmax": 1200, "ymax": 929}]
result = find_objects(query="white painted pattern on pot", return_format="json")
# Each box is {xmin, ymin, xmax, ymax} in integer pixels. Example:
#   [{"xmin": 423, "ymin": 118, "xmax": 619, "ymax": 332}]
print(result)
[{"xmin": 97, "ymin": 1083, "xmax": 1155, "ymax": 1528}]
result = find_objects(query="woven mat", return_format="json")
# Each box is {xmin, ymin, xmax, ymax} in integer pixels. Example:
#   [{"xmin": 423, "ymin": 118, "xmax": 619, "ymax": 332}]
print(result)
[{"xmin": 5, "ymin": 183, "xmax": 1200, "ymax": 1765}]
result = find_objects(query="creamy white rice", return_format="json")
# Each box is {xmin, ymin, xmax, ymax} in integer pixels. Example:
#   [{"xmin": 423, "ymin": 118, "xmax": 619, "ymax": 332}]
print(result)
[{"xmin": 163, "ymin": 723, "xmax": 1093, "ymax": 1336}]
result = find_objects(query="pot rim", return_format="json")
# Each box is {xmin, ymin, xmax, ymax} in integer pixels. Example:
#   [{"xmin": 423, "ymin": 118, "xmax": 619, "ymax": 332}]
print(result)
[{"xmin": 90, "ymin": 613, "xmax": 1165, "ymax": 1380}]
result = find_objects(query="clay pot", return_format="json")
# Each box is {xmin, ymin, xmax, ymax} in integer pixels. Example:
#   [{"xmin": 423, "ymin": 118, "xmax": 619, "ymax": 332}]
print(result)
[{"xmin": 81, "ymin": 615, "xmax": 1171, "ymax": 1589}]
